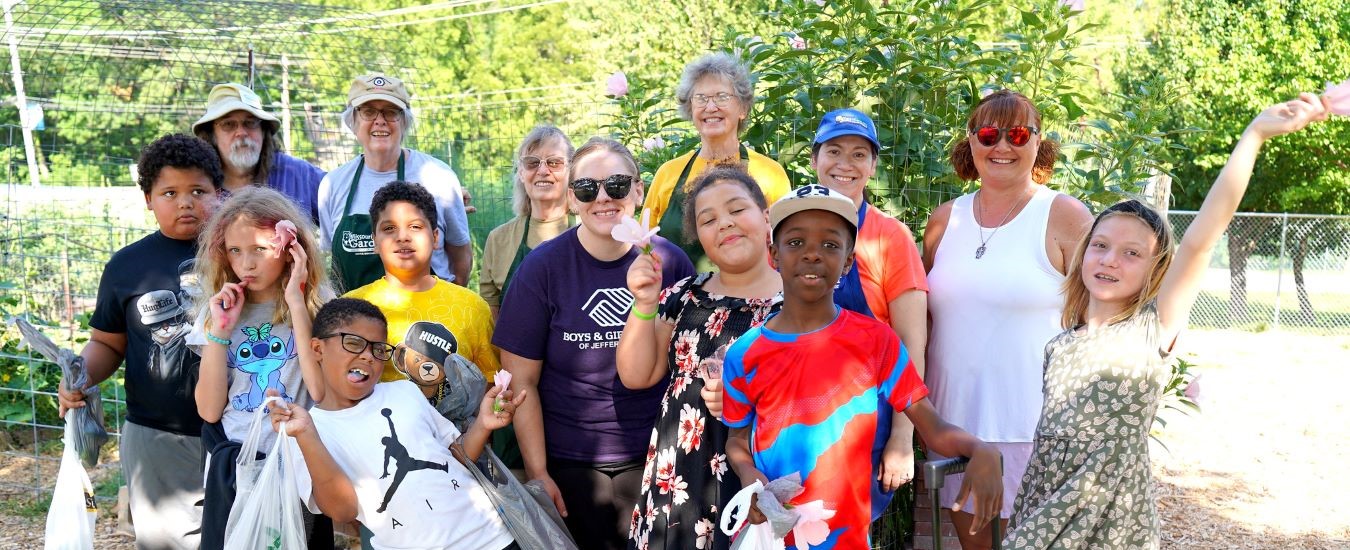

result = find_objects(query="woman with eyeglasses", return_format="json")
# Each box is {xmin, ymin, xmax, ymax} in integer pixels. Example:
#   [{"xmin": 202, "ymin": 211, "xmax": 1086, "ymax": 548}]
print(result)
[
  {"xmin": 493, "ymin": 137, "xmax": 695, "ymax": 550},
  {"xmin": 646, "ymin": 52, "xmax": 791, "ymax": 270},
  {"xmin": 921, "ymin": 90, "xmax": 1093, "ymax": 550},
  {"xmin": 480, "ymin": 125, "xmax": 577, "ymax": 319},
  {"xmin": 316, "ymin": 72, "xmax": 473, "ymax": 293}
]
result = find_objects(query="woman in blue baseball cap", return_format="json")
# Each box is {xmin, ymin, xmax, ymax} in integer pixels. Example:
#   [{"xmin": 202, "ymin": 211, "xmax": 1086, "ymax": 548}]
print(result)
[{"xmin": 807, "ymin": 108, "xmax": 931, "ymax": 520}]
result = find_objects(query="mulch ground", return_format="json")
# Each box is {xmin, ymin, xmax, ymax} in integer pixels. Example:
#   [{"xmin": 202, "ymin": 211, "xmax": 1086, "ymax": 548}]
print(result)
[{"xmin": 3, "ymin": 328, "xmax": 1347, "ymax": 549}]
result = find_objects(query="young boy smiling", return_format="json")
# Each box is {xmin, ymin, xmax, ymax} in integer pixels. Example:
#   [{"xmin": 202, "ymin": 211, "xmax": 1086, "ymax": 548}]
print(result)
[
  {"xmin": 344, "ymin": 181, "xmax": 500, "ymax": 385},
  {"xmin": 268, "ymin": 298, "xmax": 526, "ymax": 549},
  {"xmin": 57, "ymin": 133, "xmax": 223, "ymax": 549},
  {"xmin": 721, "ymin": 185, "xmax": 1003, "ymax": 549}
]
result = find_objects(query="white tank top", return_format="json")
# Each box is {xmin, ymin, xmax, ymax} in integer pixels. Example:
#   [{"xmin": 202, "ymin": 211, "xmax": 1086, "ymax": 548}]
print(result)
[{"xmin": 926, "ymin": 186, "xmax": 1064, "ymax": 442}]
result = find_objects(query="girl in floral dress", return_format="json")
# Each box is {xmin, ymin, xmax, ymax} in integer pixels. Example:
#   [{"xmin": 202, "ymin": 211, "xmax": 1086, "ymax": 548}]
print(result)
[
  {"xmin": 617, "ymin": 166, "xmax": 783, "ymax": 550},
  {"xmin": 1005, "ymin": 93, "xmax": 1330, "ymax": 549}
]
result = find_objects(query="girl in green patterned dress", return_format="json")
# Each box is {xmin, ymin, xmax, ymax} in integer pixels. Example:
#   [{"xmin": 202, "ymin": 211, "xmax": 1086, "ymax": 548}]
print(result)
[{"xmin": 1005, "ymin": 93, "xmax": 1331, "ymax": 549}]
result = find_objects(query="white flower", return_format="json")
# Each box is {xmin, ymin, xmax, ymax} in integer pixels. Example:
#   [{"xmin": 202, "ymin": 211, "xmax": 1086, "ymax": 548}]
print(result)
[
  {"xmin": 789, "ymin": 34, "xmax": 807, "ymax": 50},
  {"xmin": 791, "ymin": 499, "xmax": 837, "ymax": 548},
  {"xmin": 695, "ymin": 518, "xmax": 715, "ymax": 549},
  {"xmin": 611, "ymin": 209, "xmax": 658, "ymax": 253},
  {"xmin": 641, "ymin": 135, "xmax": 666, "ymax": 151}
]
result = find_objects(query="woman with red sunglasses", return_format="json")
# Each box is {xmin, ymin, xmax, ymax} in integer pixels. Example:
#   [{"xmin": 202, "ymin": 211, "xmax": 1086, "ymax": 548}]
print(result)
[
  {"xmin": 493, "ymin": 137, "xmax": 695, "ymax": 550},
  {"xmin": 921, "ymin": 90, "xmax": 1093, "ymax": 550}
]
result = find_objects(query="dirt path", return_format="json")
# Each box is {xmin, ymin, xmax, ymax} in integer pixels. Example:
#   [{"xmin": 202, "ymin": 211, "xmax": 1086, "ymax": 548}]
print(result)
[
  {"xmin": 3, "ymin": 329, "xmax": 1347, "ymax": 549},
  {"xmin": 1153, "ymin": 329, "xmax": 1350, "ymax": 549}
]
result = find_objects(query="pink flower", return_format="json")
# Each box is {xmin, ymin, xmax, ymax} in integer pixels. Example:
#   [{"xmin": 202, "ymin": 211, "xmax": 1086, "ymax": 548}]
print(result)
[
  {"xmin": 607, "ymin": 71, "xmax": 630, "ymax": 97},
  {"xmin": 611, "ymin": 209, "xmax": 658, "ymax": 253},
  {"xmin": 791, "ymin": 499, "xmax": 837, "ymax": 548},
  {"xmin": 1183, "ymin": 374, "xmax": 1202, "ymax": 404},
  {"xmin": 492, "ymin": 370, "xmax": 513, "ymax": 412},
  {"xmin": 788, "ymin": 34, "xmax": 807, "ymax": 50},
  {"xmin": 1060, "ymin": 0, "xmax": 1084, "ymax": 10},
  {"xmin": 1325, "ymin": 78, "xmax": 1350, "ymax": 116},
  {"xmin": 270, "ymin": 219, "xmax": 298, "ymax": 258}
]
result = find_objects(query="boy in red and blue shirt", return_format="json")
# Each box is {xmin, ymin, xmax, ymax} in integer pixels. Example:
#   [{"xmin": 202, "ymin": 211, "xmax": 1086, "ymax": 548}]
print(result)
[{"xmin": 722, "ymin": 185, "xmax": 1003, "ymax": 549}]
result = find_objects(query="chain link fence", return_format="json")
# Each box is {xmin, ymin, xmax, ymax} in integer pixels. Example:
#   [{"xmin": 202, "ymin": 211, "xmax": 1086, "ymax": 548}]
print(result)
[{"xmin": 1169, "ymin": 211, "xmax": 1350, "ymax": 336}]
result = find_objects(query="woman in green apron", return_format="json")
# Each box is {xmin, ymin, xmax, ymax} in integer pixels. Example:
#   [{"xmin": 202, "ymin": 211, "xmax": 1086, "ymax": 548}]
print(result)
[
  {"xmin": 646, "ymin": 52, "xmax": 792, "ymax": 271},
  {"xmin": 479, "ymin": 125, "xmax": 576, "ymax": 471},
  {"xmin": 479, "ymin": 125, "xmax": 576, "ymax": 319},
  {"xmin": 317, "ymin": 72, "xmax": 474, "ymax": 293}
]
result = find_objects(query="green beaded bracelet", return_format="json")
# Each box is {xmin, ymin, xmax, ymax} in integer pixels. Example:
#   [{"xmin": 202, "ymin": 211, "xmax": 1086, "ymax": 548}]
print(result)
[
  {"xmin": 206, "ymin": 333, "xmax": 231, "ymax": 346},
  {"xmin": 630, "ymin": 307, "xmax": 657, "ymax": 321}
]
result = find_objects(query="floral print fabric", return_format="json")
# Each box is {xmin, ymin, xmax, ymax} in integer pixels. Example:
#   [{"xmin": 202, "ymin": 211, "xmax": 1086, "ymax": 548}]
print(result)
[
  {"xmin": 628, "ymin": 273, "xmax": 781, "ymax": 550},
  {"xmin": 1006, "ymin": 302, "xmax": 1172, "ymax": 549}
]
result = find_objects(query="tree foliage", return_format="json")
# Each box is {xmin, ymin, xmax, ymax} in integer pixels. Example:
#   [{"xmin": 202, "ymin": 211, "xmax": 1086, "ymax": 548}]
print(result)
[{"xmin": 1135, "ymin": 0, "xmax": 1350, "ymax": 214}]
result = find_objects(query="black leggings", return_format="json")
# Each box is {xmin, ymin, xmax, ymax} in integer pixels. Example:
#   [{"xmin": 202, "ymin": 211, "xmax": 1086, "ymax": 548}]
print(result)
[{"xmin": 547, "ymin": 456, "xmax": 644, "ymax": 550}]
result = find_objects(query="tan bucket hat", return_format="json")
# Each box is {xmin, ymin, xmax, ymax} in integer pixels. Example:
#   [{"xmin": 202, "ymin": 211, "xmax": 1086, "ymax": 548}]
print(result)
[
  {"xmin": 191, "ymin": 83, "xmax": 279, "ymax": 134},
  {"xmin": 347, "ymin": 73, "xmax": 410, "ymax": 110}
]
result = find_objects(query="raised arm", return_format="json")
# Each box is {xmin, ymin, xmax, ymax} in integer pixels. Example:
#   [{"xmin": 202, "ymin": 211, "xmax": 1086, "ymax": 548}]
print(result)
[
  {"xmin": 284, "ymin": 241, "xmax": 324, "ymax": 404},
  {"xmin": 196, "ymin": 283, "xmax": 247, "ymax": 422},
  {"xmin": 615, "ymin": 253, "xmax": 674, "ymax": 389},
  {"xmin": 1156, "ymin": 93, "xmax": 1330, "ymax": 341}
]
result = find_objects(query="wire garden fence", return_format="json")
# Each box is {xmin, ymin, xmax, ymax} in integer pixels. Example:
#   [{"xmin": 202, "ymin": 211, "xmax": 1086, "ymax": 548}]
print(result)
[{"xmin": 1170, "ymin": 211, "xmax": 1350, "ymax": 336}]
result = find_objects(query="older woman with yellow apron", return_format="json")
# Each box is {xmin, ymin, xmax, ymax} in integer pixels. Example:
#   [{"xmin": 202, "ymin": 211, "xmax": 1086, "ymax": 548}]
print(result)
[{"xmin": 645, "ymin": 52, "xmax": 791, "ymax": 271}]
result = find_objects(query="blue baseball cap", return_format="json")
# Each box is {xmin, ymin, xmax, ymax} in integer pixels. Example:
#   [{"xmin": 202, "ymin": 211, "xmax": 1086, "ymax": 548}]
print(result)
[{"xmin": 813, "ymin": 108, "xmax": 880, "ymax": 152}]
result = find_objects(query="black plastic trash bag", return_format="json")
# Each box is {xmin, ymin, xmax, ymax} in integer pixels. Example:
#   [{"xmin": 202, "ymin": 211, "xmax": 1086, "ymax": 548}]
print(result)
[{"xmin": 13, "ymin": 318, "xmax": 110, "ymax": 469}]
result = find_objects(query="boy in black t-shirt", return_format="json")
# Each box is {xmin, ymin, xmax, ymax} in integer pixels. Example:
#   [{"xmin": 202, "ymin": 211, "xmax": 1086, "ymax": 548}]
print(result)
[{"xmin": 59, "ymin": 133, "xmax": 223, "ymax": 549}]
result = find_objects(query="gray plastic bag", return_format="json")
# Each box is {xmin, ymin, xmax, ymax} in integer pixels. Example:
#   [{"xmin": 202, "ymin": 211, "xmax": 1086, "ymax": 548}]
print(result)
[{"xmin": 13, "ymin": 318, "xmax": 109, "ymax": 469}]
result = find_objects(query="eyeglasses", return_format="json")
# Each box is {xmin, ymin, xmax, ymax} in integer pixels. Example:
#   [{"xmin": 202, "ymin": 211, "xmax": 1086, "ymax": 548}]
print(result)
[
  {"xmin": 971, "ymin": 125, "xmax": 1040, "ymax": 147},
  {"xmin": 571, "ymin": 174, "xmax": 635, "ymax": 202},
  {"xmin": 691, "ymin": 92, "xmax": 735, "ymax": 108},
  {"xmin": 317, "ymin": 332, "xmax": 395, "ymax": 361},
  {"xmin": 216, "ymin": 118, "xmax": 262, "ymax": 133},
  {"xmin": 356, "ymin": 106, "xmax": 404, "ymax": 122},
  {"xmin": 521, "ymin": 156, "xmax": 566, "ymax": 171}
]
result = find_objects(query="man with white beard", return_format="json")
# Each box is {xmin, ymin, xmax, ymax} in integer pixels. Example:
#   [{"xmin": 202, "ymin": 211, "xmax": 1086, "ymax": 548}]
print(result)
[{"xmin": 192, "ymin": 83, "xmax": 324, "ymax": 221}]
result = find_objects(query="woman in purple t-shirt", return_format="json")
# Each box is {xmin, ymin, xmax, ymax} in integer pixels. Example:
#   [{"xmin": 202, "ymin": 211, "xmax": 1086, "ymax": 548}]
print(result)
[{"xmin": 493, "ymin": 137, "xmax": 695, "ymax": 550}]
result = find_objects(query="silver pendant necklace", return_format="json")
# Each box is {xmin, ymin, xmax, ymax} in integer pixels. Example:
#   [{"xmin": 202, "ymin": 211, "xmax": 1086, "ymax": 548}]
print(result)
[{"xmin": 974, "ymin": 188, "xmax": 1033, "ymax": 259}]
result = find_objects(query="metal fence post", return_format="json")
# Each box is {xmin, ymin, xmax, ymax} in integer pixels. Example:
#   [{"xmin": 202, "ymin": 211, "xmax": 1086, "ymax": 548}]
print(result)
[{"xmin": 1274, "ymin": 213, "xmax": 1288, "ymax": 332}]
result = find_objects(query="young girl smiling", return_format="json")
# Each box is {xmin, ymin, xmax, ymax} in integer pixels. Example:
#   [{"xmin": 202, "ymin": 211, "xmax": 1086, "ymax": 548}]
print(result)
[{"xmin": 1006, "ymin": 93, "xmax": 1330, "ymax": 549}]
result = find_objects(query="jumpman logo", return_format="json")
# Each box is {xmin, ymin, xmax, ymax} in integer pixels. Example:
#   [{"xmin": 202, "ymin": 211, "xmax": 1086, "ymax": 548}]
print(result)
[{"xmin": 376, "ymin": 408, "xmax": 449, "ymax": 513}]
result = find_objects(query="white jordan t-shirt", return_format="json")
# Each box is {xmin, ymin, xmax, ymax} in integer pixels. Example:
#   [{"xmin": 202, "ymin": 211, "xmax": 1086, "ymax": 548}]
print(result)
[{"xmin": 287, "ymin": 381, "xmax": 512, "ymax": 550}]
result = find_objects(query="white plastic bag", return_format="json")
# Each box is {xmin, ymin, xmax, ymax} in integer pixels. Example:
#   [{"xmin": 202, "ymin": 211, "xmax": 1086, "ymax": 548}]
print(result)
[
  {"xmin": 223, "ymin": 398, "xmax": 306, "ymax": 550},
  {"xmin": 44, "ymin": 417, "xmax": 96, "ymax": 550}
]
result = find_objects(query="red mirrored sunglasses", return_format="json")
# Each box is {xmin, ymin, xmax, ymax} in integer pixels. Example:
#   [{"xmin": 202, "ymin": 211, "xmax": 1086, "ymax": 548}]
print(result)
[{"xmin": 971, "ymin": 125, "xmax": 1040, "ymax": 147}]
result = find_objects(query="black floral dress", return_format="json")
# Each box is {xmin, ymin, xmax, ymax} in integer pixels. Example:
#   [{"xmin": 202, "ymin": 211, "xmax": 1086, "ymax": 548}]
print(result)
[{"xmin": 628, "ymin": 273, "xmax": 782, "ymax": 550}]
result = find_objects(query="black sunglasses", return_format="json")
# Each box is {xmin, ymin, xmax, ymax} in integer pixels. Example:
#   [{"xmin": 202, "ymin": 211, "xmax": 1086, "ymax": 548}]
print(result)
[
  {"xmin": 318, "ymin": 332, "xmax": 395, "ymax": 361},
  {"xmin": 571, "ymin": 174, "xmax": 635, "ymax": 203},
  {"xmin": 971, "ymin": 125, "xmax": 1040, "ymax": 147}
]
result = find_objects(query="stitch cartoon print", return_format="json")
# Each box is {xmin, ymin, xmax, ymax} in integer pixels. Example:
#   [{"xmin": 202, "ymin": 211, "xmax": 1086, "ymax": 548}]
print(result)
[{"xmin": 230, "ymin": 322, "xmax": 298, "ymax": 411}]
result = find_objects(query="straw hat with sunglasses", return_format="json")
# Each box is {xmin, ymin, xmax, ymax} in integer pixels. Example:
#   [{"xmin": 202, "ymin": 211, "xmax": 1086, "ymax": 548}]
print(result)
[{"xmin": 920, "ymin": 90, "xmax": 1094, "ymax": 550}]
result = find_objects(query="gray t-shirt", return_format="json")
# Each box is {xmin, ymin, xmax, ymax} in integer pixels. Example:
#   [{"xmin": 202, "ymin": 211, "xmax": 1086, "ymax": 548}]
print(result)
[
  {"xmin": 317, "ymin": 148, "xmax": 471, "ymax": 281},
  {"xmin": 215, "ymin": 303, "xmax": 314, "ymax": 447}
]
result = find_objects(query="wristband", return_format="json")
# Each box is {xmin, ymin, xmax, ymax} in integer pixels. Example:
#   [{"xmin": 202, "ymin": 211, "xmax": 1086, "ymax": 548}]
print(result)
[
  {"xmin": 630, "ymin": 307, "xmax": 657, "ymax": 321},
  {"xmin": 206, "ymin": 333, "xmax": 231, "ymax": 346}
]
